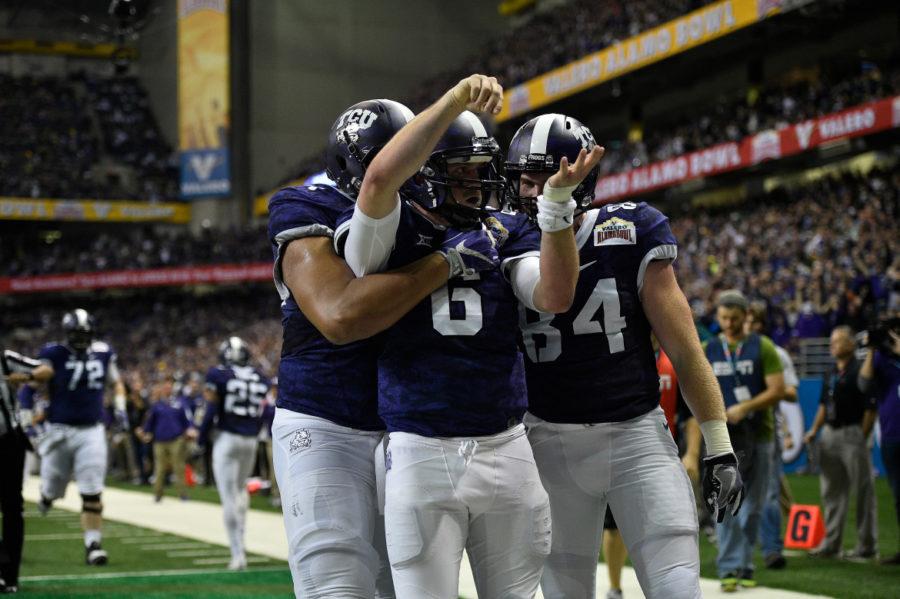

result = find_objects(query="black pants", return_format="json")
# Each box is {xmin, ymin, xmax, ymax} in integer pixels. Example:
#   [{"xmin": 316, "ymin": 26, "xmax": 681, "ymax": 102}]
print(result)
[
  {"xmin": 882, "ymin": 439, "xmax": 900, "ymax": 552},
  {"xmin": 0, "ymin": 431, "xmax": 26, "ymax": 588}
]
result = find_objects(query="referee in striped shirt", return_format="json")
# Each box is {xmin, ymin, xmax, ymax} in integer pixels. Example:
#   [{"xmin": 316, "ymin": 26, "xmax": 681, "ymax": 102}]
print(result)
[{"xmin": 1, "ymin": 349, "xmax": 52, "ymax": 594}]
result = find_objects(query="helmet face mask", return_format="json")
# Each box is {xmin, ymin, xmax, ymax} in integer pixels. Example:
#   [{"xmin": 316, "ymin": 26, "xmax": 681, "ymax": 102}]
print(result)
[
  {"xmin": 62, "ymin": 309, "xmax": 94, "ymax": 353},
  {"xmin": 504, "ymin": 113, "xmax": 599, "ymax": 223},
  {"xmin": 415, "ymin": 113, "xmax": 506, "ymax": 231}
]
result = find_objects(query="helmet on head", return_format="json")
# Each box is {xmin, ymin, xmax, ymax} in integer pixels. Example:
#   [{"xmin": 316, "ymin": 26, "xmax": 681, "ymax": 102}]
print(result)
[
  {"xmin": 504, "ymin": 113, "xmax": 598, "ymax": 220},
  {"xmin": 62, "ymin": 309, "xmax": 94, "ymax": 352},
  {"xmin": 219, "ymin": 337, "xmax": 250, "ymax": 367},
  {"xmin": 325, "ymin": 99, "xmax": 417, "ymax": 198},
  {"xmin": 413, "ymin": 111, "xmax": 505, "ymax": 230}
]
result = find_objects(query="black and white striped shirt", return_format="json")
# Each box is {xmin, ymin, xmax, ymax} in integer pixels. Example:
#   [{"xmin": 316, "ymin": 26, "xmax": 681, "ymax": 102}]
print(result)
[{"xmin": 0, "ymin": 349, "xmax": 41, "ymax": 437}]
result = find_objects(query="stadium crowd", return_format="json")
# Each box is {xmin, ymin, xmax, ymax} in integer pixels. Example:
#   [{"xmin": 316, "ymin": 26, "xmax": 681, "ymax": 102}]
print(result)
[
  {"xmin": 406, "ymin": 0, "xmax": 714, "ymax": 111},
  {"xmin": 0, "ymin": 224, "xmax": 269, "ymax": 276},
  {"xmin": 0, "ymin": 72, "xmax": 178, "ymax": 201},
  {"xmin": 3, "ymin": 163, "xmax": 896, "ymax": 381},
  {"xmin": 600, "ymin": 60, "xmax": 900, "ymax": 176},
  {"xmin": 675, "ymin": 166, "xmax": 900, "ymax": 350}
]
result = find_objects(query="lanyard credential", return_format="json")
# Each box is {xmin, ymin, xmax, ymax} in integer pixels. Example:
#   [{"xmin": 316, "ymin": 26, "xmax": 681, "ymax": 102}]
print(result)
[{"xmin": 719, "ymin": 334, "xmax": 745, "ymax": 387}]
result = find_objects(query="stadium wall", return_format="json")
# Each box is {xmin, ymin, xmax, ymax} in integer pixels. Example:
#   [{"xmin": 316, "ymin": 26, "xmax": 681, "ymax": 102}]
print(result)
[{"xmin": 248, "ymin": 0, "xmax": 504, "ymax": 193}]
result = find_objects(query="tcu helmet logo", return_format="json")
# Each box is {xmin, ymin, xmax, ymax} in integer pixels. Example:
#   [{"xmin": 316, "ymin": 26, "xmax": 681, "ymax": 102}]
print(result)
[
  {"xmin": 335, "ymin": 108, "xmax": 379, "ymax": 144},
  {"xmin": 574, "ymin": 125, "xmax": 596, "ymax": 151}
]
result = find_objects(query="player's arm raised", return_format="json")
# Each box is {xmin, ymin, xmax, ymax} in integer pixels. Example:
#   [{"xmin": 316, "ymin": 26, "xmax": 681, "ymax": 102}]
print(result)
[
  {"xmin": 530, "ymin": 147, "xmax": 603, "ymax": 313},
  {"xmin": 283, "ymin": 236, "xmax": 451, "ymax": 345},
  {"xmin": 345, "ymin": 74, "xmax": 502, "ymax": 276}
]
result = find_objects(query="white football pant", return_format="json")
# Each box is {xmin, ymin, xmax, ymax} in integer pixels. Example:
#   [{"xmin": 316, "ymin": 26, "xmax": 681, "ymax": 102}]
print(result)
[
  {"xmin": 526, "ymin": 407, "xmax": 700, "ymax": 599},
  {"xmin": 272, "ymin": 408, "xmax": 394, "ymax": 599},
  {"xmin": 385, "ymin": 424, "xmax": 550, "ymax": 599},
  {"xmin": 212, "ymin": 430, "xmax": 258, "ymax": 564},
  {"xmin": 39, "ymin": 423, "xmax": 107, "ymax": 499}
]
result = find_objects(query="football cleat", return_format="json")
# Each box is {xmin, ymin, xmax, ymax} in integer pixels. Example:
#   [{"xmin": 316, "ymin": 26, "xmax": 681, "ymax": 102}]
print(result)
[
  {"xmin": 85, "ymin": 542, "xmax": 108, "ymax": 566},
  {"xmin": 37, "ymin": 497, "xmax": 52, "ymax": 516},
  {"xmin": 227, "ymin": 555, "xmax": 247, "ymax": 571}
]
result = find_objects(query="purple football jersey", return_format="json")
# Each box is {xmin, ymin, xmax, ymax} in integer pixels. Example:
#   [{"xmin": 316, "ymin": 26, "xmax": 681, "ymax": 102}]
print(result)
[
  {"xmin": 337, "ymin": 204, "xmax": 540, "ymax": 437},
  {"xmin": 268, "ymin": 185, "xmax": 383, "ymax": 430},
  {"xmin": 521, "ymin": 201, "xmax": 677, "ymax": 423}
]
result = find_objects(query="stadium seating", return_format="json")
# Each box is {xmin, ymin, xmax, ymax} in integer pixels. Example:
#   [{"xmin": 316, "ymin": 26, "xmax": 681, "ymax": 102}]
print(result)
[
  {"xmin": 0, "ymin": 72, "xmax": 179, "ymax": 201},
  {"xmin": 600, "ymin": 61, "xmax": 900, "ymax": 176}
]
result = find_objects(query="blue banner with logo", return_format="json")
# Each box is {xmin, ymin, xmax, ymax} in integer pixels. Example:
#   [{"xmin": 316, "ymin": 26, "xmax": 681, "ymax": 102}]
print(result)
[{"xmin": 178, "ymin": 0, "xmax": 230, "ymax": 198}]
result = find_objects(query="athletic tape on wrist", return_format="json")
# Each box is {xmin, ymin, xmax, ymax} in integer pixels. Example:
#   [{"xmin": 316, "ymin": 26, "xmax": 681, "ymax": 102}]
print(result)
[
  {"xmin": 537, "ymin": 197, "xmax": 576, "ymax": 233},
  {"xmin": 700, "ymin": 419, "xmax": 733, "ymax": 456},
  {"xmin": 542, "ymin": 182, "xmax": 578, "ymax": 203}
]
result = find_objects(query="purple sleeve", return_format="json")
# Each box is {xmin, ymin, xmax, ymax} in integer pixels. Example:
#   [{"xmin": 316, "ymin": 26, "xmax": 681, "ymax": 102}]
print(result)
[
  {"xmin": 143, "ymin": 404, "xmax": 157, "ymax": 434},
  {"xmin": 17, "ymin": 385, "xmax": 35, "ymax": 409},
  {"xmin": 635, "ymin": 203, "xmax": 678, "ymax": 291},
  {"xmin": 494, "ymin": 213, "xmax": 541, "ymax": 260},
  {"xmin": 267, "ymin": 187, "xmax": 336, "ymax": 243}
]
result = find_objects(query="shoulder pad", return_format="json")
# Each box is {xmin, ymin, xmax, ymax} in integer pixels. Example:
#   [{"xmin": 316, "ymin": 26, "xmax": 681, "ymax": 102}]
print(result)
[{"xmin": 90, "ymin": 341, "xmax": 111, "ymax": 353}]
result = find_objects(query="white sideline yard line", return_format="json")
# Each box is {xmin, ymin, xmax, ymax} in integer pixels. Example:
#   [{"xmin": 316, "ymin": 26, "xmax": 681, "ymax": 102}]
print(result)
[
  {"xmin": 21, "ymin": 565, "xmax": 288, "ymax": 582},
  {"xmin": 140, "ymin": 542, "xmax": 214, "ymax": 551},
  {"xmin": 167, "ymin": 549, "xmax": 232, "ymax": 558},
  {"xmin": 120, "ymin": 535, "xmax": 168, "ymax": 543},
  {"xmin": 25, "ymin": 532, "xmax": 163, "ymax": 541},
  {"xmin": 191, "ymin": 556, "xmax": 272, "ymax": 566},
  {"xmin": 22, "ymin": 477, "xmax": 832, "ymax": 599}
]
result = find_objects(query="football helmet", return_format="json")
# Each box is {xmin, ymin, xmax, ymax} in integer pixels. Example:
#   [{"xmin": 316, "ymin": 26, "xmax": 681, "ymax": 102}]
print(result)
[
  {"xmin": 414, "ymin": 111, "xmax": 505, "ymax": 230},
  {"xmin": 219, "ymin": 337, "xmax": 250, "ymax": 367},
  {"xmin": 62, "ymin": 309, "xmax": 94, "ymax": 352},
  {"xmin": 325, "ymin": 99, "xmax": 419, "ymax": 198},
  {"xmin": 504, "ymin": 113, "xmax": 599, "ymax": 220}
]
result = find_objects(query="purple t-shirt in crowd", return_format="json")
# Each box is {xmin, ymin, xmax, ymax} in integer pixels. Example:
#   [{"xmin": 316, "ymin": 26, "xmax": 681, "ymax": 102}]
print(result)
[
  {"xmin": 143, "ymin": 396, "xmax": 192, "ymax": 442},
  {"xmin": 792, "ymin": 311, "xmax": 829, "ymax": 339},
  {"xmin": 873, "ymin": 351, "xmax": 900, "ymax": 443}
]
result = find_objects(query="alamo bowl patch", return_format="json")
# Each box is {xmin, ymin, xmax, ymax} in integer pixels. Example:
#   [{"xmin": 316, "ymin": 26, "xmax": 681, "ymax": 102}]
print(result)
[
  {"xmin": 594, "ymin": 217, "xmax": 636, "ymax": 246},
  {"xmin": 484, "ymin": 216, "xmax": 509, "ymax": 247}
]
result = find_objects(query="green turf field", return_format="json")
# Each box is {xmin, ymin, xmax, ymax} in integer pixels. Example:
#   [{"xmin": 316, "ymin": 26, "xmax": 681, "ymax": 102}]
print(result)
[
  {"xmin": 18, "ymin": 503, "xmax": 292, "ymax": 598},
  {"xmin": 104, "ymin": 478, "xmax": 282, "ymax": 513},
  {"xmin": 20, "ymin": 474, "xmax": 900, "ymax": 598},
  {"xmin": 695, "ymin": 474, "xmax": 899, "ymax": 599}
]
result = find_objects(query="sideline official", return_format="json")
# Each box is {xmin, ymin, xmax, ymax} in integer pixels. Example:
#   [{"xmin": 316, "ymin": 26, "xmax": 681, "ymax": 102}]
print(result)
[{"xmin": 0, "ymin": 349, "xmax": 52, "ymax": 594}]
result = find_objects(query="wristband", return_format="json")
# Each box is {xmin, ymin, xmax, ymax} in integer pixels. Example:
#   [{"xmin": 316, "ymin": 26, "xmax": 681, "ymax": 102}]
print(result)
[
  {"xmin": 700, "ymin": 419, "xmax": 733, "ymax": 456},
  {"xmin": 536, "ymin": 197, "xmax": 576, "ymax": 233},
  {"xmin": 542, "ymin": 182, "xmax": 578, "ymax": 204}
]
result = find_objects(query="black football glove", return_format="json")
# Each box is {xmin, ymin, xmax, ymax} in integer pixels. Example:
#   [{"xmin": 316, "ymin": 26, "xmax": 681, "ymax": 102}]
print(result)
[{"xmin": 702, "ymin": 452, "xmax": 744, "ymax": 523}]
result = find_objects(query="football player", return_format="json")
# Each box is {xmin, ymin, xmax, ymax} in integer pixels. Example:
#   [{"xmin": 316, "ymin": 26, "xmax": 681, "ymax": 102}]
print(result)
[
  {"xmin": 337, "ymin": 75, "xmax": 601, "ymax": 598},
  {"xmin": 268, "ymin": 98, "xmax": 478, "ymax": 598},
  {"xmin": 505, "ymin": 113, "xmax": 743, "ymax": 599},
  {"xmin": 36, "ymin": 309, "xmax": 128, "ymax": 566},
  {"xmin": 200, "ymin": 337, "xmax": 270, "ymax": 571}
]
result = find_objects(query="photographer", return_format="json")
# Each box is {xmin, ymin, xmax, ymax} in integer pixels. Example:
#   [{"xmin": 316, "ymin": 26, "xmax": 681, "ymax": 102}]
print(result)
[{"xmin": 859, "ymin": 316, "xmax": 900, "ymax": 566}]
